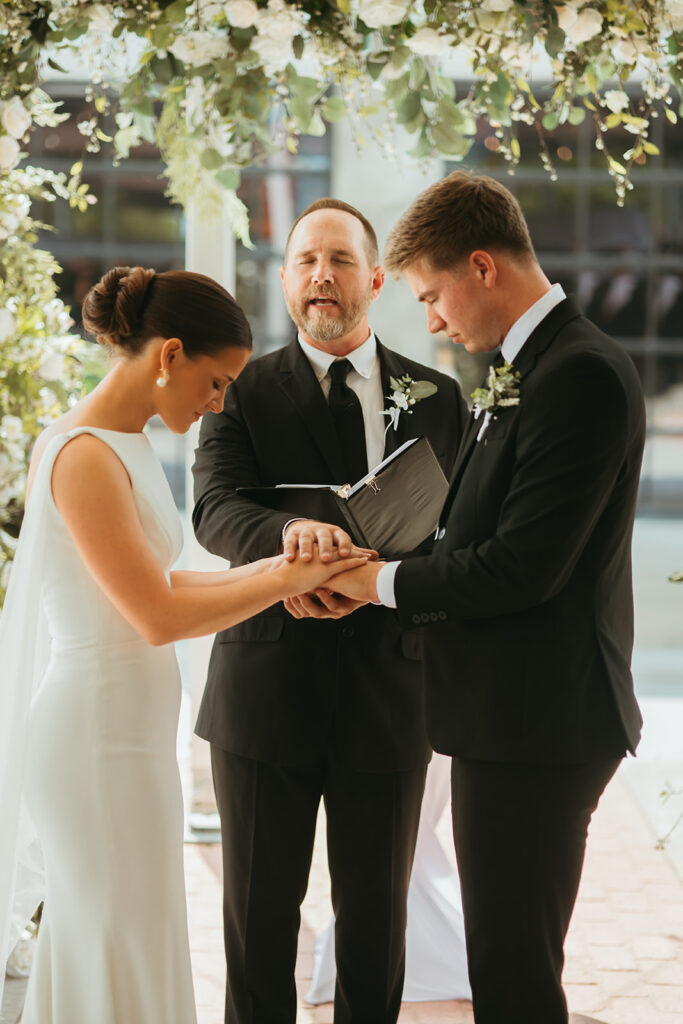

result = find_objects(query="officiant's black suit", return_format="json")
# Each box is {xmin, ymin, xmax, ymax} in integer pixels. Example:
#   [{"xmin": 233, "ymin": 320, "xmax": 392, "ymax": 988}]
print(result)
[
  {"xmin": 394, "ymin": 296, "xmax": 646, "ymax": 1024},
  {"xmin": 192, "ymin": 337, "xmax": 465, "ymax": 1024}
]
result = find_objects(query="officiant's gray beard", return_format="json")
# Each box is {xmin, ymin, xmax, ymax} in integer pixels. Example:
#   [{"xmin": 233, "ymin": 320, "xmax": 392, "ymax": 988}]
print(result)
[{"xmin": 284, "ymin": 285, "xmax": 372, "ymax": 343}]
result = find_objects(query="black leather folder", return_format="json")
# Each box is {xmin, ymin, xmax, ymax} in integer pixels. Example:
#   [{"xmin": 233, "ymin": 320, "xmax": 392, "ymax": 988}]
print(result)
[{"xmin": 237, "ymin": 436, "xmax": 448, "ymax": 558}]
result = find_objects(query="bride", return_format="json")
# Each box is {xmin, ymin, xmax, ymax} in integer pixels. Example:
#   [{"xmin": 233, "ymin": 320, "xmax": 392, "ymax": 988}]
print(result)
[{"xmin": 0, "ymin": 266, "xmax": 369, "ymax": 1023}]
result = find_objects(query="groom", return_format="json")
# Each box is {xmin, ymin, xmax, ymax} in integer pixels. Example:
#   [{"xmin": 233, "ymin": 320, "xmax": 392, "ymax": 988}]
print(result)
[
  {"xmin": 331, "ymin": 171, "xmax": 646, "ymax": 1024},
  {"xmin": 191, "ymin": 198, "xmax": 466, "ymax": 1023}
]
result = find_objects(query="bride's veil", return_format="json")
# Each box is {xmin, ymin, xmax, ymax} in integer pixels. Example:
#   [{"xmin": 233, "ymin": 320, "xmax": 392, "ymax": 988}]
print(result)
[{"xmin": 0, "ymin": 437, "xmax": 65, "ymax": 1006}]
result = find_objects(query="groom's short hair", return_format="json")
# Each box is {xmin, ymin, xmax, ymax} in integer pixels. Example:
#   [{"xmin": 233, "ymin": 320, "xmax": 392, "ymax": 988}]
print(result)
[
  {"xmin": 384, "ymin": 171, "xmax": 536, "ymax": 275},
  {"xmin": 285, "ymin": 197, "xmax": 379, "ymax": 266}
]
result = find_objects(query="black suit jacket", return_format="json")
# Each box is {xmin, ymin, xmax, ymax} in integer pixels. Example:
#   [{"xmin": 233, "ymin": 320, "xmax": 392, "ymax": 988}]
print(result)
[
  {"xmin": 394, "ymin": 297, "xmax": 646, "ymax": 764},
  {"xmin": 192, "ymin": 337, "xmax": 467, "ymax": 771}
]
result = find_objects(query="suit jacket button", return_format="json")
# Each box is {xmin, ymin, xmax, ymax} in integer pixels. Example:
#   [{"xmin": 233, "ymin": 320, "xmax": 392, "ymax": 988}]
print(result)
[
  {"xmin": 412, "ymin": 614, "xmax": 421, "ymax": 626},
  {"xmin": 341, "ymin": 625, "xmax": 355, "ymax": 639},
  {"xmin": 420, "ymin": 612, "xmax": 430, "ymax": 623},
  {"xmin": 438, "ymin": 610, "xmax": 447, "ymax": 621},
  {"xmin": 436, "ymin": 527, "xmax": 446, "ymax": 541},
  {"xmin": 429, "ymin": 612, "xmax": 438, "ymax": 622}
]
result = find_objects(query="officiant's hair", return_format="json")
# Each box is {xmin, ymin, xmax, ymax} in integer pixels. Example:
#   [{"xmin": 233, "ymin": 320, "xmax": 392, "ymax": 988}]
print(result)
[
  {"xmin": 82, "ymin": 266, "xmax": 252, "ymax": 357},
  {"xmin": 284, "ymin": 198, "xmax": 379, "ymax": 266},
  {"xmin": 384, "ymin": 171, "xmax": 536, "ymax": 275}
]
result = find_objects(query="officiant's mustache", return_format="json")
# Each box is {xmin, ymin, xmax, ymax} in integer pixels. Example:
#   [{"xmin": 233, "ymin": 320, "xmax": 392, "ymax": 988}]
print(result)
[
  {"xmin": 283, "ymin": 278, "xmax": 371, "ymax": 342},
  {"xmin": 304, "ymin": 286, "xmax": 343, "ymax": 306}
]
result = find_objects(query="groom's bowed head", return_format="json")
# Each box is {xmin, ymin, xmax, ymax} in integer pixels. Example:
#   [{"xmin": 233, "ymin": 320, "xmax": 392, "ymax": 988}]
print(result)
[{"xmin": 382, "ymin": 170, "xmax": 554, "ymax": 356}]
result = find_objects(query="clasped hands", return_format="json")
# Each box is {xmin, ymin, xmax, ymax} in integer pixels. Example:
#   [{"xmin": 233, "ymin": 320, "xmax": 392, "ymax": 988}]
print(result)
[{"xmin": 282, "ymin": 520, "xmax": 385, "ymax": 619}]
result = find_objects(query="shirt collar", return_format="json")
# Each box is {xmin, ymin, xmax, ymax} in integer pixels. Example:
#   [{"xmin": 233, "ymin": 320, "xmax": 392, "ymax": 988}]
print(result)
[
  {"xmin": 297, "ymin": 331, "xmax": 377, "ymax": 383},
  {"xmin": 500, "ymin": 283, "xmax": 566, "ymax": 365}
]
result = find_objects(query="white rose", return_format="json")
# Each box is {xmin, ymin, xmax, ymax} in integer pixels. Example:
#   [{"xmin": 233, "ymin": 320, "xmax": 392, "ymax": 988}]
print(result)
[
  {"xmin": 169, "ymin": 31, "xmax": 227, "ymax": 65},
  {"xmin": 259, "ymin": 1, "xmax": 303, "ymax": 42},
  {"xmin": 566, "ymin": 7, "xmax": 603, "ymax": 44},
  {"xmin": 0, "ymin": 135, "xmax": 21, "ymax": 171},
  {"xmin": 500, "ymin": 40, "xmax": 534, "ymax": 69},
  {"xmin": 392, "ymin": 390, "xmax": 409, "ymax": 410},
  {"xmin": 1, "ymin": 416, "xmax": 24, "ymax": 441},
  {"xmin": 407, "ymin": 27, "xmax": 453, "ymax": 56},
  {"xmin": 603, "ymin": 89, "xmax": 629, "ymax": 113},
  {"xmin": 0, "ymin": 308, "xmax": 15, "ymax": 341},
  {"xmin": 612, "ymin": 34, "xmax": 649, "ymax": 63},
  {"xmin": 251, "ymin": 33, "xmax": 294, "ymax": 72},
  {"xmin": 1, "ymin": 97, "xmax": 31, "ymax": 140},
  {"xmin": 39, "ymin": 352, "xmax": 66, "ymax": 381},
  {"xmin": 358, "ymin": 0, "xmax": 411, "ymax": 29},
  {"xmin": 86, "ymin": 3, "xmax": 116, "ymax": 33},
  {"xmin": 668, "ymin": 0, "xmax": 683, "ymax": 31},
  {"xmin": 480, "ymin": 0, "xmax": 514, "ymax": 11},
  {"xmin": 224, "ymin": 0, "xmax": 259, "ymax": 28}
]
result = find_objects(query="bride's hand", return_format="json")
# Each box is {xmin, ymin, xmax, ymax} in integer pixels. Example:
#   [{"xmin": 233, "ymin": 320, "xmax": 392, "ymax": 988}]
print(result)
[{"xmin": 278, "ymin": 548, "xmax": 369, "ymax": 595}]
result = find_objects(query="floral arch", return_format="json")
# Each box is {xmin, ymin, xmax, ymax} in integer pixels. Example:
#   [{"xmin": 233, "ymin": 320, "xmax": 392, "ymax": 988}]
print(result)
[{"xmin": 0, "ymin": 0, "xmax": 681, "ymax": 595}]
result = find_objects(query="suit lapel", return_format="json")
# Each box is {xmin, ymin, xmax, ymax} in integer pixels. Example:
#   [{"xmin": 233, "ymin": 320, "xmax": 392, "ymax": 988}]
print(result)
[
  {"xmin": 277, "ymin": 340, "xmax": 347, "ymax": 483},
  {"xmin": 377, "ymin": 341, "xmax": 410, "ymax": 459},
  {"xmin": 440, "ymin": 295, "xmax": 584, "ymax": 524}
]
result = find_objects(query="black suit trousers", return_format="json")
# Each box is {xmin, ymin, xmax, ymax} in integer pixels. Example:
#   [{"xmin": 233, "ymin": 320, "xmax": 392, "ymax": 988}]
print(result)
[
  {"xmin": 211, "ymin": 746, "xmax": 427, "ymax": 1024},
  {"xmin": 450, "ymin": 756, "xmax": 622, "ymax": 1024}
]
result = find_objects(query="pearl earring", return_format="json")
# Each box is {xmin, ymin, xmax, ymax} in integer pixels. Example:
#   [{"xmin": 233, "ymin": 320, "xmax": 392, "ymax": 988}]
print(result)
[{"xmin": 156, "ymin": 368, "xmax": 170, "ymax": 388}]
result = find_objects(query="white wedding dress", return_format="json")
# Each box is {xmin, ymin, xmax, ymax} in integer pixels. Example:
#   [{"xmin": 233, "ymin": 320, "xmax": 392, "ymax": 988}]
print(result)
[{"xmin": 0, "ymin": 427, "xmax": 196, "ymax": 1023}]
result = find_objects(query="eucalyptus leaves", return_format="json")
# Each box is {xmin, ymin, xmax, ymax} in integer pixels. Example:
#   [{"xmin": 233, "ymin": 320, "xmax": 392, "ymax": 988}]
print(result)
[
  {"xmin": 0, "ymin": 159, "xmax": 89, "ymax": 604},
  {"xmin": 0, "ymin": 0, "xmax": 681, "ymax": 232},
  {"xmin": 381, "ymin": 373, "xmax": 438, "ymax": 433},
  {"xmin": 471, "ymin": 360, "xmax": 521, "ymax": 441}
]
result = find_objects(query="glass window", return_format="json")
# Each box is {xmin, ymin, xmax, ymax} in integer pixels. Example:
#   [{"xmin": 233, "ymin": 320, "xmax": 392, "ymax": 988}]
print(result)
[
  {"xmin": 442, "ymin": 88, "xmax": 683, "ymax": 514},
  {"xmin": 27, "ymin": 85, "xmax": 185, "ymax": 331}
]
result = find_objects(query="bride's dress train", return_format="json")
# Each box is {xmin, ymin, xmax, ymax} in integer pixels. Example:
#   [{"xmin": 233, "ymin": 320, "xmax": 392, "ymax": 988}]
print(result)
[{"xmin": 10, "ymin": 427, "xmax": 196, "ymax": 1024}]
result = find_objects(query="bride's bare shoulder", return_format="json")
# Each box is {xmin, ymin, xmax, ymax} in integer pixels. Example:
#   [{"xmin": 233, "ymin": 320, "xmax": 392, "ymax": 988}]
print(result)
[{"xmin": 27, "ymin": 411, "xmax": 112, "ymax": 498}]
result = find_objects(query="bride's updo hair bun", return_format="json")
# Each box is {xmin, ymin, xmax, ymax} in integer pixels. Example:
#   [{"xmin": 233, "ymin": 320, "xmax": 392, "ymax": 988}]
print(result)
[
  {"xmin": 81, "ymin": 265, "xmax": 251, "ymax": 358},
  {"xmin": 82, "ymin": 266, "xmax": 156, "ymax": 353}
]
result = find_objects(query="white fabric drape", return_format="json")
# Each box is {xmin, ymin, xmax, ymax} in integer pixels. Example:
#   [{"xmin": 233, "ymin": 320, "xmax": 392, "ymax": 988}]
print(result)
[
  {"xmin": 305, "ymin": 752, "xmax": 471, "ymax": 1004},
  {"xmin": 0, "ymin": 437, "xmax": 63, "ymax": 1007}
]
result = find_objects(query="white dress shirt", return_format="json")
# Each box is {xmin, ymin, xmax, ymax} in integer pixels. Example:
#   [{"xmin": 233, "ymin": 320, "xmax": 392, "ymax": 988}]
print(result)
[
  {"xmin": 375, "ymin": 284, "xmax": 567, "ymax": 609},
  {"xmin": 298, "ymin": 331, "xmax": 385, "ymax": 473},
  {"xmin": 282, "ymin": 332, "xmax": 385, "ymax": 543}
]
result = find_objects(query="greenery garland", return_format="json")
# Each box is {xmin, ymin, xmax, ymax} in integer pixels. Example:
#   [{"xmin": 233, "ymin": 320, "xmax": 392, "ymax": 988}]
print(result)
[{"xmin": 0, "ymin": 0, "xmax": 681, "ymax": 597}]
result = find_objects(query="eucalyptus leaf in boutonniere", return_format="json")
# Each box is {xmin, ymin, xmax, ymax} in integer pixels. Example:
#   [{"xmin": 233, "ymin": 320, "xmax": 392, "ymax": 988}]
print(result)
[
  {"xmin": 381, "ymin": 374, "xmax": 438, "ymax": 435},
  {"xmin": 470, "ymin": 361, "xmax": 521, "ymax": 442}
]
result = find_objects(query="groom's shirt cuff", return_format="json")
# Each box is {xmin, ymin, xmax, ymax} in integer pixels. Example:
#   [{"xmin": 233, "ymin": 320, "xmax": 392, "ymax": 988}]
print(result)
[{"xmin": 376, "ymin": 561, "xmax": 400, "ymax": 608}]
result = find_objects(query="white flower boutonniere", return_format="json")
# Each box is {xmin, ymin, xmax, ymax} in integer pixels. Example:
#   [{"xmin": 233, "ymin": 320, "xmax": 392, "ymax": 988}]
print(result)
[
  {"xmin": 381, "ymin": 374, "xmax": 438, "ymax": 435},
  {"xmin": 470, "ymin": 360, "xmax": 521, "ymax": 442}
]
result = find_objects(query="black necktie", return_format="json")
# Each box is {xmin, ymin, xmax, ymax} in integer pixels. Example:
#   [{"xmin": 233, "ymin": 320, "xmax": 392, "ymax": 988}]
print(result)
[{"xmin": 328, "ymin": 358, "xmax": 368, "ymax": 484}]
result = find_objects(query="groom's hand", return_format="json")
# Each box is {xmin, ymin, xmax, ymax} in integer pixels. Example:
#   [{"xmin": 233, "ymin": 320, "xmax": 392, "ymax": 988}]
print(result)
[
  {"xmin": 328, "ymin": 562, "xmax": 384, "ymax": 603},
  {"xmin": 282, "ymin": 520, "xmax": 377, "ymax": 564}
]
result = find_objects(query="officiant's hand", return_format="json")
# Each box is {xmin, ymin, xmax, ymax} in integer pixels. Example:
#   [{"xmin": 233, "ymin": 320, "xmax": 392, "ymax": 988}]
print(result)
[
  {"xmin": 282, "ymin": 520, "xmax": 377, "ymax": 564},
  {"xmin": 283, "ymin": 589, "xmax": 368, "ymax": 620}
]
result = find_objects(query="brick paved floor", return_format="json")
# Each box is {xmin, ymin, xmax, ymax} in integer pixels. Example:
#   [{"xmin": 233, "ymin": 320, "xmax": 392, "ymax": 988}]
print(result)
[{"xmin": 185, "ymin": 766, "xmax": 683, "ymax": 1024}]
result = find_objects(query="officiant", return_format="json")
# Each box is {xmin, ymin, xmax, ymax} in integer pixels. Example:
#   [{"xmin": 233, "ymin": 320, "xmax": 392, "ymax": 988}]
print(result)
[{"xmin": 191, "ymin": 198, "xmax": 466, "ymax": 1024}]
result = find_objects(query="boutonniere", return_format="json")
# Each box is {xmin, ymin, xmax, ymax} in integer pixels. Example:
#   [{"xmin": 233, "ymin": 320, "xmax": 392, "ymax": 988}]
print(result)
[
  {"xmin": 380, "ymin": 374, "xmax": 438, "ymax": 435},
  {"xmin": 470, "ymin": 360, "xmax": 521, "ymax": 442}
]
